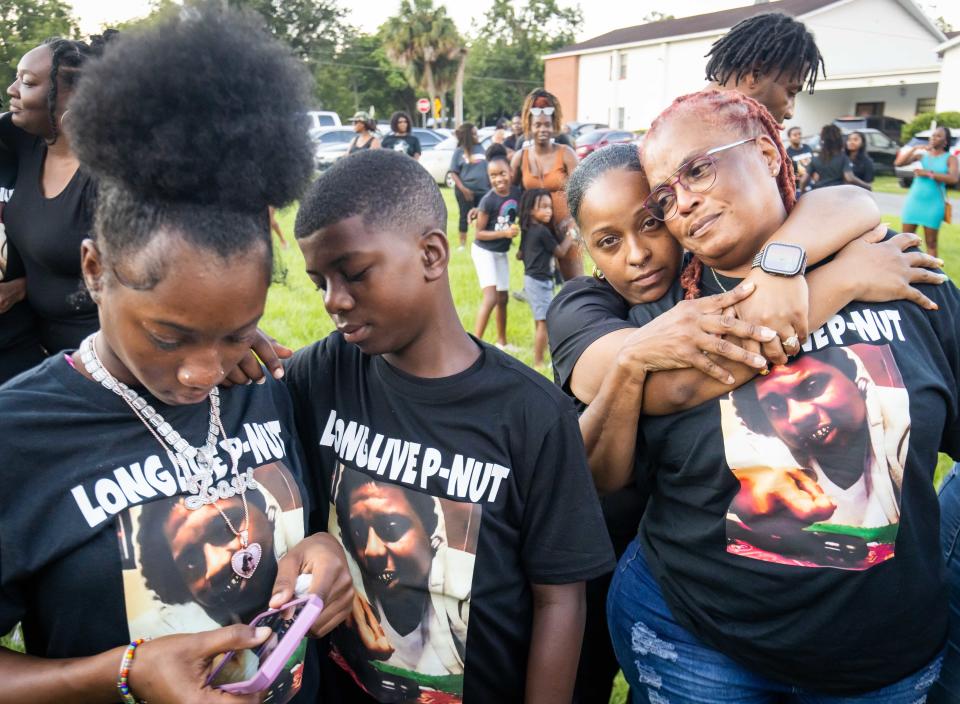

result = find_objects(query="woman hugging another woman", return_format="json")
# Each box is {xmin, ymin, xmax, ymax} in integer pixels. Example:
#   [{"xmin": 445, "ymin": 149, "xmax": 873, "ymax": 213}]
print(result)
[{"xmin": 554, "ymin": 88, "xmax": 957, "ymax": 703}]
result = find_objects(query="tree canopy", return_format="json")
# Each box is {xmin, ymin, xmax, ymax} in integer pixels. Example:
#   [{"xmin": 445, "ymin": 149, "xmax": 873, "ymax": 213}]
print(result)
[{"xmin": 0, "ymin": 0, "xmax": 78, "ymax": 91}]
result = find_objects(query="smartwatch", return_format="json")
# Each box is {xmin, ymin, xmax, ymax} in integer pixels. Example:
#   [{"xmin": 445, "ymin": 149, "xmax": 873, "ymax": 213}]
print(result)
[{"xmin": 752, "ymin": 243, "xmax": 807, "ymax": 276}]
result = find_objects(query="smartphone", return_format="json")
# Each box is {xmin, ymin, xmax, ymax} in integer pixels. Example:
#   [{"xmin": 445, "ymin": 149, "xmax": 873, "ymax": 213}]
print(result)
[{"xmin": 207, "ymin": 594, "xmax": 323, "ymax": 695}]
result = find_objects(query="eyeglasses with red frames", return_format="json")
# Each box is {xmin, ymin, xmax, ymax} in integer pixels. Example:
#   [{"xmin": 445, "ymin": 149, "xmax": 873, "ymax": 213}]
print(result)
[{"xmin": 643, "ymin": 137, "xmax": 758, "ymax": 221}]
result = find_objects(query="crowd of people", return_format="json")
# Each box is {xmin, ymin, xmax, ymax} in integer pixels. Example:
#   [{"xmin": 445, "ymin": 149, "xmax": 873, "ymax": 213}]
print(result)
[{"xmin": 0, "ymin": 5, "xmax": 959, "ymax": 704}]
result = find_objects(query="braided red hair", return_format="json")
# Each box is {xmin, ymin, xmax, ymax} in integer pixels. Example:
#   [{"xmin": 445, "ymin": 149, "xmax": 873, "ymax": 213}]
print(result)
[{"xmin": 646, "ymin": 90, "xmax": 796, "ymax": 299}]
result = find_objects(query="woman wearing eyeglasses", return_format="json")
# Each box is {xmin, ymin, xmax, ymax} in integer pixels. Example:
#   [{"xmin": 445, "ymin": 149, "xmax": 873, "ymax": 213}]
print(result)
[
  {"xmin": 549, "ymin": 136, "xmax": 939, "ymax": 703},
  {"xmin": 511, "ymin": 89, "xmax": 581, "ymax": 280},
  {"xmin": 594, "ymin": 89, "xmax": 957, "ymax": 702}
]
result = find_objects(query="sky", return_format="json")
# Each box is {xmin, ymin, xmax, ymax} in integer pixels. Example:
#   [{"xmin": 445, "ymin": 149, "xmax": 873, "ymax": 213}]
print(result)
[{"xmin": 69, "ymin": 0, "xmax": 960, "ymax": 42}]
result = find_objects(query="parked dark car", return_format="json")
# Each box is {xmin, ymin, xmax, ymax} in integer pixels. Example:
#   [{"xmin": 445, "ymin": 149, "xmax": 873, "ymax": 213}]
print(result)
[
  {"xmin": 575, "ymin": 129, "xmax": 635, "ymax": 158},
  {"xmin": 894, "ymin": 129, "xmax": 960, "ymax": 188},
  {"xmin": 833, "ymin": 116, "xmax": 905, "ymax": 144},
  {"xmin": 802, "ymin": 127, "xmax": 899, "ymax": 175}
]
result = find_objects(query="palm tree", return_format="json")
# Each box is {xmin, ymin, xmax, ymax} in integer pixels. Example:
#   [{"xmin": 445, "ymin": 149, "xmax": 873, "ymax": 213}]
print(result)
[{"xmin": 381, "ymin": 0, "xmax": 466, "ymax": 125}]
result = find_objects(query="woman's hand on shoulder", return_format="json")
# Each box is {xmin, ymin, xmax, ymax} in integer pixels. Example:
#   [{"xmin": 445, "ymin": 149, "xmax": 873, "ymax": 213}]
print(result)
[
  {"xmin": 269, "ymin": 532, "xmax": 354, "ymax": 639},
  {"xmin": 837, "ymin": 228, "xmax": 945, "ymax": 310},
  {"xmin": 617, "ymin": 283, "xmax": 774, "ymax": 385},
  {"xmin": 128, "ymin": 626, "xmax": 273, "ymax": 704},
  {"xmin": 733, "ymin": 268, "xmax": 809, "ymax": 365}
]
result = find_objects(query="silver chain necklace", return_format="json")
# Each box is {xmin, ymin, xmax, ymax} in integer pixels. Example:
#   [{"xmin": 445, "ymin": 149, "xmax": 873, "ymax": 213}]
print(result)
[
  {"xmin": 78, "ymin": 333, "xmax": 262, "ymax": 580},
  {"xmin": 710, "ymin": 267, "xmax": 729, "ymax": 293}
]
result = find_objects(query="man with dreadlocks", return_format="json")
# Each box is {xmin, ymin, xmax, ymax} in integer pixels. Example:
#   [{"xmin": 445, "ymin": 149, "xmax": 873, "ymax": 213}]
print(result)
[
  {"xmin": 705, "ymin": 11, "xmax": 824, "ymax": 123},
  {"xmin": 0, "ymin": 32, "xmax": 117, "ymax": 375}
]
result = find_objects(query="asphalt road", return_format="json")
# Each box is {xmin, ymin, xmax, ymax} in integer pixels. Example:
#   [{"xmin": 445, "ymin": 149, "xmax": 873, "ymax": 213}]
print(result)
[{"xmin": 873, "ymin": 191, "xmax": 908, "ymax": 216}]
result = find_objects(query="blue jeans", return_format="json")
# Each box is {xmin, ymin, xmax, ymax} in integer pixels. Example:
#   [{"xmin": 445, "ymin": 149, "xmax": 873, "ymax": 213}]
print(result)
[
  {"xmin": 607, "ymin": 536, "xmax": 943, "ymax": 703},
  {"xmin": 929, "ymin": 464, "xmax": 960, "ymax": 703}
]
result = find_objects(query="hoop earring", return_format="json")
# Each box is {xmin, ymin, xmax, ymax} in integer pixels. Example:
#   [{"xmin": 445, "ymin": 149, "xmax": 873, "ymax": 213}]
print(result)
[
  {"xmin": 59, "ymin": 109, "xmax": 70, "ymax": 129},
  {"xmin": 593, "ymin": 268, "xmax": 605, "ymax": 281}
]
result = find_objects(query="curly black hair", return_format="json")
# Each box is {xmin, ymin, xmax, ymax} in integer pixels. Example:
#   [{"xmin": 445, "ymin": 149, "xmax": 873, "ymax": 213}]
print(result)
[
  {"xmin": 67, "ymin": 5, "xmax": 313, "ymax": 288},
  {"xmin": 730, "ymin": 347, "xmax": 859, "ymax": 437},
  {"xmin": 705, "ymin": 12, "xmax": 825, "ymax": 94},
  {"xmin": 819, "ymin": 123, "xmax": 845, "ymax": 161},
  {"xmin": 485, "ymin": 143, "xmax": 509, "ymax": 164},
  {"xmin": 295, "ymin": 149, "xmax": 446, "ymax": 239}
]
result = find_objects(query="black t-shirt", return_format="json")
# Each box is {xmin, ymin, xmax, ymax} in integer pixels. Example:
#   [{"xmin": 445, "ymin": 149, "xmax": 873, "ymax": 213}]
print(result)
[
  {"xmin": 625, "ymin": 243, "xmax": 957, "ymax": 693},
  {"xmin": 0, "ymin": 114, "xmax": 98, "ymax": 352},
  {"xmin": 808, "ymin": 152, "xmax": 852, "ymax": 189},
  {"xmin": 381, "ymin": 134, "xmax": 422, "ymax": 158},
  {"xmin": 0, "ymin": 356, "xmax": 319, "ymax": 704},
  {"xmin": 504, "ymin": 134, "xmax": 523, "ymax": 151},
  {"xmin": 0, "ymin": 133, "xmax": 38, "ymax": 351},
  {"xmin": 476, "ymin": 187, "xmax": 520, "ymax": 253},
  {"xmin": 285, "ymin": 334, "xmax": 615, "ymax": 704},
  {"xmin": 786, "ymin": 144, "xmax": 813, "ymax": 159},
  {"xmin": 848, "ymin": 152, "xmax": 875, "ymax": 183},
  {"xmin": 521, "ymin": 223, "xmax": 560, "ymax": 280}
]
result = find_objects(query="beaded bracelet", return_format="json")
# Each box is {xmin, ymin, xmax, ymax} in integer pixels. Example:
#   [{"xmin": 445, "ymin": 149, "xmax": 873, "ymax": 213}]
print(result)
[{"xmin": 117, "ymin": 638, "xmax": 148, "ymax": 704}]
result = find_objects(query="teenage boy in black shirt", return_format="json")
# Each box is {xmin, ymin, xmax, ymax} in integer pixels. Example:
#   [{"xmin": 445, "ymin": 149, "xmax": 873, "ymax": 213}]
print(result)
[{"xmin": 286, "ymin": 149, "xmax": 614, "ymax": 704}]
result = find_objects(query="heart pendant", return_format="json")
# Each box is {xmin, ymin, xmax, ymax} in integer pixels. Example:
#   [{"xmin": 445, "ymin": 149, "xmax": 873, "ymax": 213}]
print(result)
[{"xmin": 231, "ymin": 542, "xmax": 262, "ymax": 579}]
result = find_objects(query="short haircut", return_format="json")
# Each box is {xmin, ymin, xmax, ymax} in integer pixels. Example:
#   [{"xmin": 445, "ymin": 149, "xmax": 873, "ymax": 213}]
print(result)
[
  {"xmin": 705, "ymin": 12, "xmax": 824, "ymax": 94},
  {"xmin": 295, "ymin": 149, "xmax": 447, "ymax": 238},
  {"xmin": 567, "ymin": 142, "xmax": 643, "ymax": 224},
  {"xmin": 731, "ymin": 348, "xmax": 858, "ymax": 437},
  {"xmin": 69, "ymin": 5, "xmax": 312, "ymax": 289},
  {"xmin": 787, "ymin": 126, "xmax": 802, "ymax": 136}
]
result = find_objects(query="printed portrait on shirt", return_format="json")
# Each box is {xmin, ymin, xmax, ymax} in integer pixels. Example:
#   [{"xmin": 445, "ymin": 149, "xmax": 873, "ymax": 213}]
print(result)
[
  {"xmin": 719, "ymin": 344, "xmax": 908, "ymax": 570},
  {"xmin": 328, "ymin": 463, "xmax": 481, "ymax": 704},
  {"xmin": 493, "ymin": 197, "xmax": 518, "ymax": 232},
  {"xmin": 116, "ymin": 461, "xmax": 306, "ymax": 703}
]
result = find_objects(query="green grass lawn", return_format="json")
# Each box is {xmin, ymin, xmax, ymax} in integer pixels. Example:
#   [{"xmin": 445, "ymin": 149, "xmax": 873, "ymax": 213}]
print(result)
[{"xmin": 872, "ymin": 174, "xmax": 909, "ymax": 195}]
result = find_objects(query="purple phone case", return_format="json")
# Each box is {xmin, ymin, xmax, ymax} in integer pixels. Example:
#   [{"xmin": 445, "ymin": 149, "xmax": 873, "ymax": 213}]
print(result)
[{"xmin": 208, "ymin": 594, "xmax": 324, "ymax": 694}]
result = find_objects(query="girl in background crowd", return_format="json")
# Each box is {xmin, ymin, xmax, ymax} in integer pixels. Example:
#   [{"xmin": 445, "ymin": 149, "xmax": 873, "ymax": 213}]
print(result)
[
  {"xmin": 0, "ymin": 9, "xmax": 352, "ymax": 703},
  {"xmin": 802, "ymin": 124, "xmax": 871, "ymax": 191},
  {"xmin": 347, "ymin": 111, "xmax": 380, "ymax": 154},
  {"xmin": 845, "ymin": 131, "xmax": 875, "ymax": 187},
  {"xmin": 897, "ymin": 125, "xmax": 958, "ymax": 258},
  {"xmin": 471, "ymin": 150, "xmax": 520, "ymax": 349},
  {"xmin": 449, "ymin": 122, "xmax": 489, "ymax": 250},
  {"xmin": 380, "ymin": 111, "xmax": 421, "ymax": 160},
  {"xmin": 518, "ymin": 188, "xmax": 572, "ymax": 368},
  {"xmin": 0, "ymin": 32, "xmax": 115, "ymax": 378},
  {"xmin": 511, "ymin": 88, "xmax": 581, "ymax": 280}
]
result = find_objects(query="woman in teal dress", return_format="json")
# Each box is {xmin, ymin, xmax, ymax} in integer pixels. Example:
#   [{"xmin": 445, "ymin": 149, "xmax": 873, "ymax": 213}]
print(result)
[{"xmin": 896, "ymin": 125, "xmax": 958, "ymax": 257}]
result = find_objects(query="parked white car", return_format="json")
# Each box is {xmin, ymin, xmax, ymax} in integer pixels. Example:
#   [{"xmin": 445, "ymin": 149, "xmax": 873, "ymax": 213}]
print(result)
[
  {"xmin": 419, "ymin": 128, "xmax": 496, "ymax": 186},
  {"xmin": 306, "ymin": 110, "xmax": 341, "ymax": 131}
]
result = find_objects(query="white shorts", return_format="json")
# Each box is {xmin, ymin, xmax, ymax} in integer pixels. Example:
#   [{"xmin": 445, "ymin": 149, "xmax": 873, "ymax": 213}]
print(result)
[{"xmin": 471, "ymin": 243, "xmax": 510, "ymax": 291}]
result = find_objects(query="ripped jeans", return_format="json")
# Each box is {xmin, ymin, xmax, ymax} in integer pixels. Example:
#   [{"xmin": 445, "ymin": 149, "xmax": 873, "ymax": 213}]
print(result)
[{"xmin": 607, "ymin": 536, "xmax": 943, "ymax": 704}]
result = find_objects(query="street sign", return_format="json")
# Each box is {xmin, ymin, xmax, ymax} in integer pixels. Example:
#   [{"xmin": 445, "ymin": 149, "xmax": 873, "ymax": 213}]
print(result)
[{"xmin": 417, "ymin": 98, "xmax": 430, "ymax": 114}]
